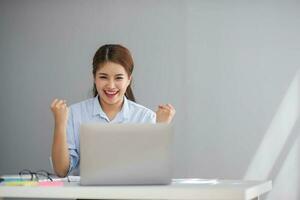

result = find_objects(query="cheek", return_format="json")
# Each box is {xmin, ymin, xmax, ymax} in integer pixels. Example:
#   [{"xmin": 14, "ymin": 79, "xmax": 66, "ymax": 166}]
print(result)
[
  {"xmin": 95, "ymin": 80, "xmax": 105, "ymax": 88},
  {"xmin": 116, "ymin": 81, "xmax": 129, "ymax": 90}
]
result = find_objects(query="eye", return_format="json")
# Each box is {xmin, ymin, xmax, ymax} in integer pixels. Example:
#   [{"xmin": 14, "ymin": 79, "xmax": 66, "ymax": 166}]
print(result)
[
  {"xmin": 116, "ymin": 77, "xmax": 124, "ymax": 80},
  {"xmin": 99, "ymin": 76, "xmax": 107, "ymax": 79}
]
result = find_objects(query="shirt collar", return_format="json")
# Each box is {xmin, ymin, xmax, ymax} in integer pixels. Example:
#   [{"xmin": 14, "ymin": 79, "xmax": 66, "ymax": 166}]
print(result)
[
  {"xmin": 92, "ymin": 95, "xmax": 130, "ymax": 121},
  {"xmin": 92, "ymin": 95, "xmax": 107, "ymax": 119},
  {"xmin": 118, "ymin": 96, "xmax": 130, "ymax": 120}
]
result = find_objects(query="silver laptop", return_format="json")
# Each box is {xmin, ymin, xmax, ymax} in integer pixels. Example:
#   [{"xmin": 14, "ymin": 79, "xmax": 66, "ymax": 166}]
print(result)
[{"xmin": 79, "ymin": 123, "xmax": 173, "ymax": 185}]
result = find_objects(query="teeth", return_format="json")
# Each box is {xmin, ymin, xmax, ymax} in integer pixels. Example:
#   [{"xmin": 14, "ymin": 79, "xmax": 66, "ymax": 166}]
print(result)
[{"xmin": 105, "ymin": 91, "xmax": 118, "ymax": 95}]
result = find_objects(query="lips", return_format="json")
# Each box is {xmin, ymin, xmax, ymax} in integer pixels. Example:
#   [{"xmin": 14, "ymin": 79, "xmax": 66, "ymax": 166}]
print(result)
[{"xmin": 104, "ymin": 90, "xmax": 119, "ymax": 99}]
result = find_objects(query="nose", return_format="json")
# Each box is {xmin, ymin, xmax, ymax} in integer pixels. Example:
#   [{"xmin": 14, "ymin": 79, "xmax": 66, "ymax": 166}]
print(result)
[{"xmin": 107, "ymin": 79, "xmax": 115, "ymax": 89}]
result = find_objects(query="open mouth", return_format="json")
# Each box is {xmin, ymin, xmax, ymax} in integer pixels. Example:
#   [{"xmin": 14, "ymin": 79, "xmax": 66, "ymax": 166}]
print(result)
[{"xmin": 104, "ymin": 90, "xmax": 119, "ymax": 99}]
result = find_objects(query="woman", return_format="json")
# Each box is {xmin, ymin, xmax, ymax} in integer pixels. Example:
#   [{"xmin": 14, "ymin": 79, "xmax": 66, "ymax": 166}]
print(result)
[{"xmin": 51, "ymin": 44, "xmax": 175, "ymax": 177}]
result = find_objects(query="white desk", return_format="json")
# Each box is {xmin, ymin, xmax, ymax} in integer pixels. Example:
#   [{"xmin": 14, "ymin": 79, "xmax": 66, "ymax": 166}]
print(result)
[{"xmin": 0, "ymin": 179, "xmax": 272, "ymax": 200}]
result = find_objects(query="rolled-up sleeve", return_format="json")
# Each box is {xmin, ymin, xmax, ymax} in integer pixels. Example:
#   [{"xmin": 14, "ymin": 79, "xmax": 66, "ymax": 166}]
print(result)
[
  {"xmin": 68, "ymin": 149, "xmax": 79, "ymax": 175},
  {"xmin": 66, "ymin": 107, "xmax": 79, "ymax": 175}
]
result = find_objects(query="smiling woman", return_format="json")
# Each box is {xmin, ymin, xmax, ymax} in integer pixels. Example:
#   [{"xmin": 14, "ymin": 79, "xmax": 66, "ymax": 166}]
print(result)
[
  {"xmin": 50, "ymin": 44, "xmax": 176, "ymax": 177},
  {"xmin": 92, "ymin": 44, "xmax": 135, "ymax": 101},
  {"xmin": 92, "ymin": 45, "xmax": 135, "ymax": 120}
]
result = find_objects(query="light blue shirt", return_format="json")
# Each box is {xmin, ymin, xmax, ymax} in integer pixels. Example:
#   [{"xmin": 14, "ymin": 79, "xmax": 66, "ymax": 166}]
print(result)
[{"xmin": 66, "ymin": 95, "xmax": 156, "ymax": 175}]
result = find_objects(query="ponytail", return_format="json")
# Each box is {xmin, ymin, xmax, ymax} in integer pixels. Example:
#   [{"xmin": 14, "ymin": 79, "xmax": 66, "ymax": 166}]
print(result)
[{"xmin": 125, "ymin": 84, "xmax": 135, "ymax": 102}]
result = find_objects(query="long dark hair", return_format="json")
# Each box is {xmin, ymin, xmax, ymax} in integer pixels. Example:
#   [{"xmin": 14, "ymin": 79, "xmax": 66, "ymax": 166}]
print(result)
[{"xmin": 92, "ymin": 44, "xmax": 135, "ymax": 102}]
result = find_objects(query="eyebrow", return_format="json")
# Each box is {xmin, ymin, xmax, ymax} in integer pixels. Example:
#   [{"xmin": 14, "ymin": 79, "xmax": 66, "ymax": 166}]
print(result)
[{"xmin": 97, "ymin": 73, "xmax": 125, "ymax": 76}]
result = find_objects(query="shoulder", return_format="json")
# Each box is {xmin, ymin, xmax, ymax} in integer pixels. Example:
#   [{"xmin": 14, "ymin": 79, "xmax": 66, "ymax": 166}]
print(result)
[
  {"xmin": 126, "ymin": 100, "xmax": 156, "ymax": 123},
  {"xmin": 128, "ymin": 100, "xmax": 154, "ymax": 114},
  {"xmin": 69, "ymin": 97, "xmax": 94, "ymax": 113}
]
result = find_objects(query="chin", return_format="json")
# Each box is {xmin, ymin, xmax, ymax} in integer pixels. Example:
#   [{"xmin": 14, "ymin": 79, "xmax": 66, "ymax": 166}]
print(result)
[{"xmin": 103, "ymin": 97, "xmax": 122, "ymax": 105}]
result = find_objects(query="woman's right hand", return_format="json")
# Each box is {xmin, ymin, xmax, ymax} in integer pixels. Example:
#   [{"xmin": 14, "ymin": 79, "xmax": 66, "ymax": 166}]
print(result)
[
  {"xmin": 51, "ymin": 98, "xmax": 70, "ymax": 177},
  {"xmin": 50, "ymin": 99, "xmax": 69, "ymax": 127}
]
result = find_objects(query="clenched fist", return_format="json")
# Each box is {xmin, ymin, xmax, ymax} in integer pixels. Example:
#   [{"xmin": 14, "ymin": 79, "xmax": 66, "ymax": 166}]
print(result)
[
  {"xmin": 156, "ymin": 104, "xmax": 176, "ymax": 124},
  {"xmin": 50, "ymin": 99, "xmax": 69, "ymax": 127}
]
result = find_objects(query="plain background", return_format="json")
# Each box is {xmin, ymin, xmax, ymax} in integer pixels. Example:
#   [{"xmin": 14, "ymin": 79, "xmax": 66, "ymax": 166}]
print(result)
[{"xmin": 1, "ymin": 0, "xmax": 300, "ymax": 199}]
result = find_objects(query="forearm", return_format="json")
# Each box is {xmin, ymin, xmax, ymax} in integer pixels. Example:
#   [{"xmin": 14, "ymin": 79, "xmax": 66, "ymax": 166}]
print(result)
[{"xmin": 51, "ymin": 125, "xmax": 70, "ymax": 177}]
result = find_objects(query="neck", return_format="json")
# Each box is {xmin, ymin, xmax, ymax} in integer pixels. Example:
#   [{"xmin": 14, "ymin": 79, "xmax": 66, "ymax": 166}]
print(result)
[{"xmin": 99, "ymin": 96, "xmax": 124, "ymax": 120}]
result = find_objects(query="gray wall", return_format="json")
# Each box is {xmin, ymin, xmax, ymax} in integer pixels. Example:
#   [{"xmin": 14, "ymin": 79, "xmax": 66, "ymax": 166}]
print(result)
[{"xmin": 0, "ymin": 0, "xmax": 299, "ymax": 199}]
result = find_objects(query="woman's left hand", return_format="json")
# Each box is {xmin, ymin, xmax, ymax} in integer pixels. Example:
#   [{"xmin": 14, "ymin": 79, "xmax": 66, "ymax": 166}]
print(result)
[{"xmin": 156, "ymin": 104, "xmax": 176, "ymax": 123}]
